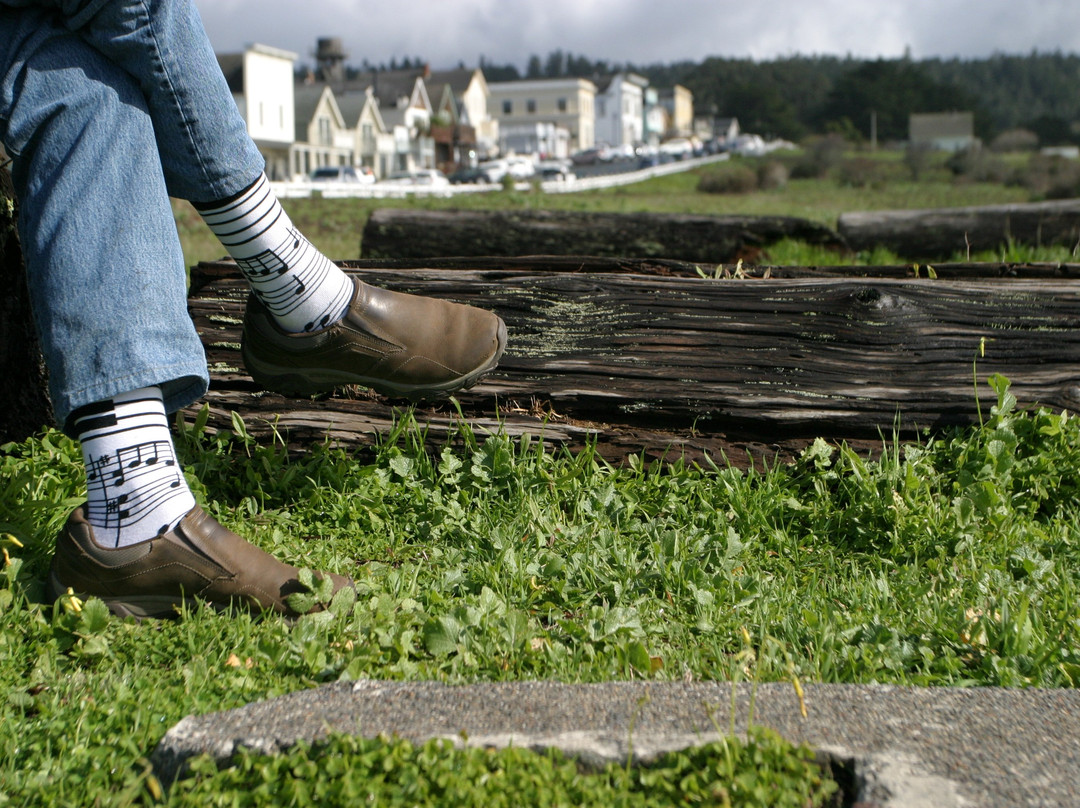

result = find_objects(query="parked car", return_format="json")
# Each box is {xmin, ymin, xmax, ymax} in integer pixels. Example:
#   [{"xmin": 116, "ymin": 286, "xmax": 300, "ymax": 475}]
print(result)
[
  {"xmin": 478, "ymin": 159, "xmax": 510, "ymax": 183},
  {"xmin": 600, "ymin": 143, "xmax": 636, "ymax": 162},
  {"xmin": 506, "ymin": 157, "xmax": 536, "ymax": 179},
  {"xmin": 636, "ymin": 144, "xmax": 661, "ymax": 167},
  {"xmin": 658, "ymin": 138, "xmax": 694, "ymax": 160},
  {"xmin": 448, "ymin": 166, "xmax": 493, "ymax": 184},
  {"xmin": 382, "ymin": 169, "xmax": 450, "ymax": 187},
  {"xmin": 731, "ymin": 134, "xmax": 767, "ymax": 157},
  {"xmin": 537, "ymin": 161, "xmax": 575, "ymax": 182},
  {"xmin": 570, "ymin": 147, "xmax": 602, "ymax": 166},
  {"xmin": 309, "ymin": 165, "xmax": 375, "ymax": 184}
]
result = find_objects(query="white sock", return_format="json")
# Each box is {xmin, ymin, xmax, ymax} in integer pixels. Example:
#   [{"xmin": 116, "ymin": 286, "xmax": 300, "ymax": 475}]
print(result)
[
  {"xmin": 72, "ymin": 387, "xmax": 195, "ymax": 548},
  {"xmin": 194, "ymin": 174, "xmax": 353, "ymax": 333}
]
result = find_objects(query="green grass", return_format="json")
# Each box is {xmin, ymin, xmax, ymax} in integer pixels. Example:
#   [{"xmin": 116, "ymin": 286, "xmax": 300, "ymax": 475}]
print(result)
[
  {"xmin": 2, "ymin": 375, "xmax": 1080, "ymax": 803},
  {"xmin": 167, "ymin": 729, "xmax": 836, "ymax": 807}
]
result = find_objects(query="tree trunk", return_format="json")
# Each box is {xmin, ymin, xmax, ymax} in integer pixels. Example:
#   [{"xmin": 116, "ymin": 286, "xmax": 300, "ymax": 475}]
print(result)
[
  {"xmin": 837, "ymin": 199, "xmax": 1080, "ymax": 260},
  {"xmin": 360, "ymin": 208, "xmax": 847, "ymax": 263},
  {"xmin": 0, "ymin": 167, "xmax": 54, "ymax": 443}
]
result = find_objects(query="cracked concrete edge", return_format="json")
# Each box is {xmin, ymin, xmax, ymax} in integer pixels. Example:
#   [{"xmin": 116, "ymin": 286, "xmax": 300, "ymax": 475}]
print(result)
[
  {"xmin": 152, "ymin": 715, "xmax": 963, "ymax": 806},
  {"xmin": 453, "ymin": 734, "xmax": 967, "ymax": 808},
  {"xmin": 851, "ymin": 750, "xmax": 970, "ymax": 808}
]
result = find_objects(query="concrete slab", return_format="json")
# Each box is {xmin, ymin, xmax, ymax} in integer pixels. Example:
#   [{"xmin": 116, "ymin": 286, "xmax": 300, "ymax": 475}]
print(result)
[{"xmin": 152, "ymin": 681, "xmax": 1080, "ymax": 807}]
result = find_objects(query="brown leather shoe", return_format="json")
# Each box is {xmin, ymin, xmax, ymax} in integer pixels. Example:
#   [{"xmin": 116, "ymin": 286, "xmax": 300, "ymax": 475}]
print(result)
[
  {"xmin": 241, "ymin": 276, "xmax": 507, "ymax": 399},
  {"xmin": 46, "ymin": 505, "xmax": 353, "ymax": 619}
]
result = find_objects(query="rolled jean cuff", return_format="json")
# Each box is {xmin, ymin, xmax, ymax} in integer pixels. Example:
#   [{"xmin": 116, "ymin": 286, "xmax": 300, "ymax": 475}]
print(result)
[{"xmin": 58, "ymin": 366, "xmax": 209, "ymax": 437}]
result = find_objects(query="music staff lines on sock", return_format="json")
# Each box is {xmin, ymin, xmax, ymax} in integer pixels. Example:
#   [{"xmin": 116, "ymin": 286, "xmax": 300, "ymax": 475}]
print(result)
[
  {"xmin": 196, "ymin": 173, "xmax": 352, "ymax": 332},
  {"xmin": 74, "ymin": 388, "xmax": 195, "ymax": 548},
  {"xmin": 195, "ymin": 178, "xmax": 280, "ymax": 248}
]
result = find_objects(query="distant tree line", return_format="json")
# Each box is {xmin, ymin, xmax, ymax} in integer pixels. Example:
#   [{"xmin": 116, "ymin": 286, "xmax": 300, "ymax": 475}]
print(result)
[
  {"xmin": 476, "ymin": 50, "xmax": 1080, "ymax": 146},
  {"xmin": 340, "ymin": 49, "xmax": 1080, "ymax": 147}
]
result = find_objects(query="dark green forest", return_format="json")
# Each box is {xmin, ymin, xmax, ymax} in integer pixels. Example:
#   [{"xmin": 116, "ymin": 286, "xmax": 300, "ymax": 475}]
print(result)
[{"xmin": 477, "ymin": 50, "xmax": 1080, "ymax": 146}]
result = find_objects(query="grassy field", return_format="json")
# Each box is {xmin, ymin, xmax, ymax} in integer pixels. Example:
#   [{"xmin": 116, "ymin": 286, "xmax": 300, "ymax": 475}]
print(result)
[
  {"xmin": 4, "ymin": 148, "xmax": 1078, "ymax": 805},
  {"xmin": 174, "ymin": 148, "xmax": 1045, "ymax": 269},
  {"xmin": 3, "ymin": 378, "xmax": 1080, "ymax": 804}
]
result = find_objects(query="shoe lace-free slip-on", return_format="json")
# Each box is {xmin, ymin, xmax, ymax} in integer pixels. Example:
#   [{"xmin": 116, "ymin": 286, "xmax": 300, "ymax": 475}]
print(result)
[
  {"xmin": 47, "ymin": 504, "xmax": 353, "ymax": 620},
  {"xmin": 241, "ymin": 276, "xmax": 507, "ymax": 399}
]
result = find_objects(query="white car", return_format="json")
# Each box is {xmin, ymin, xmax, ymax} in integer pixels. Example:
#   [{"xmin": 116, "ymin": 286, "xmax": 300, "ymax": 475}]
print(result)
[
  {"xmin": 383, "ymin": 169, "xmax": 450, "ymax": 187},
  {"xmin": 506, "ymin": 157, "xmax": 536, "ymax": 179},
  {"xmin": 537, "ymin": 160, "xmax": 575, "ymax": 182},
  {"xmin": 658, "ymin": 138, "xmax": 694, "ymax": 159},
  {"xmin": 601, "ymin": 143, "xmax": 636, "ymax": 162},
  {"xmin": 478, "ymin": 159, "xmax": 510, "ymax": 183}
]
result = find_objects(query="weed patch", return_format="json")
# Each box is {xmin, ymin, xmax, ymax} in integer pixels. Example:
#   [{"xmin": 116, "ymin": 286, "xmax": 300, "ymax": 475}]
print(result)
[{"xmin": 165, "ymin": 728, "xmax": 837, "ymax": 807}]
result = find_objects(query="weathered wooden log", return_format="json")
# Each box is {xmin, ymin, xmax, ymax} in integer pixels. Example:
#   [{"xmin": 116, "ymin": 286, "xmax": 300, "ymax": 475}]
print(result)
[
  {"xmin": 189, "ymin": 254, "xmax": 1080, "ymax": 297},
  {"xmin": 186, "ymin": 257, "xmax": 1080, "ymax": 466},
  {"xmin": 360, "ymin": 208, "xmax": 847, "ymax": 263},
  {"xmin": 838, "ymin": 199, "xmax": 1080, "ymax": 260},
  {"xmin": 0, "ymin": 167, "xmax": 54, "ymax": 443}
]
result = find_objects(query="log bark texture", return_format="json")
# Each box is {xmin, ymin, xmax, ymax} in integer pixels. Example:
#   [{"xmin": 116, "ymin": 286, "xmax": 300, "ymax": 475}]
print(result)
[
  {"xmin": 0, "ymin": 167, "xmax": 53, "ymax": 443},
  {"xmin": 187, "ymin": 257, "xmax": 1080, "ymax": 467},
  {"xmin": 360, "ymin": 208, "xmax": 847, "ymax": 263},
  {"xmin": 838, "ymin": 199, "xmax": 1080, "ymax": 260}
]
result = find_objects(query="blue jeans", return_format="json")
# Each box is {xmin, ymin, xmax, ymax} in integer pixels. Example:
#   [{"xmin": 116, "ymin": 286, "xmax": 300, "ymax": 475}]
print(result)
[{"xmin": 0, "ymin": 0, "xmax": 265, "ymax": 428}]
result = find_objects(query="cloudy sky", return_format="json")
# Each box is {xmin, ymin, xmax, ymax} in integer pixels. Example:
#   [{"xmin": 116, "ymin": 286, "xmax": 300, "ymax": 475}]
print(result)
[{"xmin": 193, "ymin": 0, "xmax": 1080, "ymax": 70}]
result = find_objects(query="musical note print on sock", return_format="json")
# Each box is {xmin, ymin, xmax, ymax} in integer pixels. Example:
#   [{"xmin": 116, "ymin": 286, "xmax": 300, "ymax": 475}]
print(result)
[
  {"xmin": 197, "ymin": 174, "xmax": 353, "ymax": 333},
  {"xmin": 84, "ymin": 439, "xmax": 184, "ymax": 546},
  {"xmin": 234, "ymin": 226, "xmax": 350, "ymax": 331}
]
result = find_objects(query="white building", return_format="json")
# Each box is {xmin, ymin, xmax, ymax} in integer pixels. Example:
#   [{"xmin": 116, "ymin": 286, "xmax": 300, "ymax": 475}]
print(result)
[
  {"xmin": 489, "ymin": 77, "xmax": 597, "ymax": 153},
  {"xmin": 217, "ymin": 43, "xmax": 297, "ymax": 180},
  {"xmin": 594, "ymin": 73, "xmax": 647, "ymax": 148},
  {"xmin": 289, "ymin": 85, "xmax": 356, "ymax": 178},
  {"xmin": 643, "ymin": 86, "xmax": 665, "ymax": 148},
  {"xmin": 336, "ymin": 88, "xmax": 396, "ymax": 179}
]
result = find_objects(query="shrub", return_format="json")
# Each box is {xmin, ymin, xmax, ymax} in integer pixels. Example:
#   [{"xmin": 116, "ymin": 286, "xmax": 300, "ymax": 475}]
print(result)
[
  {"xmin": 790, "ymin": 135, "xmax": 846, "ymax": 179},
  {"xmin": 904, "ymin": 144, "xmax": 934, "ymax": 181},
  {"xmin": 834, "ymin": 157, "xmax": 883, "ymax": 189},
  {"xmin": 757, "ymin": 160, "xmax": 790, "ymax": 190},
  {"xmin": 945, "ymin": 147, "xmax": 1010, "ymax": 183},
  {"xmin": 1008, "ymin": 153, "xmax": 1080, "ymax": 198},
  {"xmin": 991, "ymin": 128, "xmax": 1039, "ymax": 153},
  {"xmin": 697, "ymin": 165, "xmax": 759, "ymax": 194}
]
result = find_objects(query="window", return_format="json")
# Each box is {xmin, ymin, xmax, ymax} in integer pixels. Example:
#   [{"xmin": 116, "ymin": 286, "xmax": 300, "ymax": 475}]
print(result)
[
  {"xmin": 502, "ymin": 100, "xmax": 512, "ymax": 115},
  {"xmin": 526, "ymin": 99, "xmax": 537, "ymax": 114},
  {"xmin": 317, "ymin": 116, "xmax": 332, "ymax": 145},
  {"xmin": 557, "ymin": 97, "xmax": 568, "ymax": 112}
]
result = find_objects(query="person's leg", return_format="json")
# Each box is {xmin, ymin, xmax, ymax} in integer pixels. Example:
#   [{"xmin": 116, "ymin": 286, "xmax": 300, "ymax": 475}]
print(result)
[
  {"xmin": 49, "ymin": 0, "xmax": 508, "ymax": 394},
  {"xmin": 0, "ymin": 6, "xmax": 207, "ymax": 426},
  {"xmin": 0, "ymin": 8, "xmax": 350, "ymax": 615}
]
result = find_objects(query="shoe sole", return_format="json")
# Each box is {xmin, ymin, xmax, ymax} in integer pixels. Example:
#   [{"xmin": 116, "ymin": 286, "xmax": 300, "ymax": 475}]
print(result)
[
  {"xmin": 48, "ymin": 570, "xmax": 185, "ymax": 620},
  {"xmin": 47, "ymin": 570, "xmax": 292, "ymax": 621},
  {"xmin": 242, "ymin": 318, "xmax": 508, "ymax": 401}
]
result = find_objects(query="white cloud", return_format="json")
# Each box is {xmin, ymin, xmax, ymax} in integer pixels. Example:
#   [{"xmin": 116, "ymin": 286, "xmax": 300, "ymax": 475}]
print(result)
[{"xmin": 193, "ymin": 0, "xmax": 1080, "ymax": 69}]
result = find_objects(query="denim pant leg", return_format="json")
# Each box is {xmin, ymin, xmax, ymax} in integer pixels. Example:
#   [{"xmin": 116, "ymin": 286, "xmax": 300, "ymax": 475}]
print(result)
[
  {"xmin": 0, "ymin": 8, "xmax": 209, "ymax": 428},
  {"xmin": 53, "ymin": 0, "xmax": 266, "ymax": 203}
]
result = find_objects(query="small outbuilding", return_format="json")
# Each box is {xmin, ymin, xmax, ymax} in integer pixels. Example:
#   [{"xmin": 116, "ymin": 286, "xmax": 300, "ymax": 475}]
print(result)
[{"xmin": 909, "ymin": 111, "xmax": 977, "ymax": 152}]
